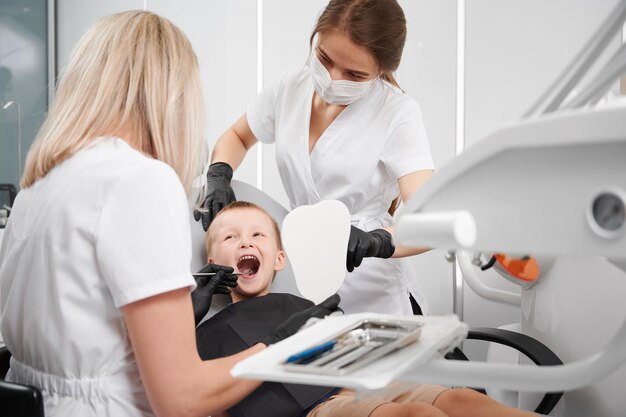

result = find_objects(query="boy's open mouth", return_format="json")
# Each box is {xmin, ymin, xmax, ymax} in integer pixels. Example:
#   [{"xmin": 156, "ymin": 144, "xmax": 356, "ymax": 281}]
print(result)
[{"xmin": 237, "ymin": 255, "xmax": 260, "ymax": 277}]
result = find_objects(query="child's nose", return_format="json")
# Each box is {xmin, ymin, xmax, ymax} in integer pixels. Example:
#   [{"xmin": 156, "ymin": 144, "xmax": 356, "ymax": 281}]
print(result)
[{"xmin": 239, "ymin": 238, "xmax": 253, "ymax": 248}]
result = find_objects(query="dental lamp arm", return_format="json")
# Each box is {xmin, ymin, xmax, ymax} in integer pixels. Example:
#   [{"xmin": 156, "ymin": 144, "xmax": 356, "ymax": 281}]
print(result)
[
  {"xmin": 395, "ymin": 210, "xmax": 477, "ymax": 250},
  {"xmin": 385, "ymin": 225, "xmax": 431, "ymax": 258},
  {"xmin": 524, "ymin": 0, "xmax": 626, "ymax": 116},
  {"xmin": 564, "ymin": 42, "xmax": 626, "ymax": 109},
  {"xmin": 397, "ymin": 310, "xmax": 626, "ymax": 392},
  {"xmin": 394, "ymin": 208, "xmax": 522, "ymax": 305},
  {"xmin": 456, "ymin": 249, "xmax": 521, "ymax": 306}
]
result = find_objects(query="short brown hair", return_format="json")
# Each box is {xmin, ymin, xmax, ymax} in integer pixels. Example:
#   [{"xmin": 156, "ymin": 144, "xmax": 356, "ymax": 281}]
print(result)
[{"xmin": 205, "ymin": 201, "xmax": 283, "ymax": 256}]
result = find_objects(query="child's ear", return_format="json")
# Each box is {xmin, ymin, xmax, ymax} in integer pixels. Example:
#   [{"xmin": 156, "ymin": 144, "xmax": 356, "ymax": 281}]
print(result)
[
  {"xmin": 207, "ymin": 257, "xmax": 215, "ymax": 264},
  {"xmin": 274, "ymin": 251, "xmax": 286, "ymax": 272}
]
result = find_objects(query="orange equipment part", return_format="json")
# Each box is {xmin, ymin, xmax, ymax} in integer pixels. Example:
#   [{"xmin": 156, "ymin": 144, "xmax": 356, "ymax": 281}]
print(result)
[{"xmin": 494, "ymin": 253, "xmax": 540, "ymax": 282}]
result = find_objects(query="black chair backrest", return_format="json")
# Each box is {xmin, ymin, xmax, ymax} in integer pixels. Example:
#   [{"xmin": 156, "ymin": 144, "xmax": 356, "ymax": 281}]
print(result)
[
  {"xmin": 0, "ymin": 380, "xmax": 44, "ymax": 417},
  {"xmin": 0, "ymin": 183, "xmax": 17, "ymax": 209},
  {"xmin": 0, "ymin": 346, "xmax": 45, "ymax": 417},
  {"xmin": 0, "ymin": 346, "xmax": 11, "ymax": 380}
]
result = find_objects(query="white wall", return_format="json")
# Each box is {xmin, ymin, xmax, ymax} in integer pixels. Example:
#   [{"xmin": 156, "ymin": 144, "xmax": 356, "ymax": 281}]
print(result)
[
  {"xmin": 149, "ymin": 0, "xmax": 259, "ymax": 186},
  {"xmin": 398, "ymin": 1, "xmax": 458, "ymax": 318},
  {"xmin": 57, "ymin": 0, "xmax": 260, "ymax": 185},
  {"xmin": 57, "ymin": 0, "xmax": 142, "ymax": 70}
]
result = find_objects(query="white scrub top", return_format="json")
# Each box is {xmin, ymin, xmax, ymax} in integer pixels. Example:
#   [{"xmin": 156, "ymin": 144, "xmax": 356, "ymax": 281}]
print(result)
[
  {"xmin": 247, "ymin": 67, "xmax": 434, "ymax": 315},
  {"xmin": 0, "ymin": 138, "xmax": 195, "ymax": 417}
]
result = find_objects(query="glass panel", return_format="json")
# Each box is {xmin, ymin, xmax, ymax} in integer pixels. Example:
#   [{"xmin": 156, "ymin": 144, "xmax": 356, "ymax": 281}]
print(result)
[{"xmin": 0, "ymin": 0, "xmax": 50, "ymax": 200}]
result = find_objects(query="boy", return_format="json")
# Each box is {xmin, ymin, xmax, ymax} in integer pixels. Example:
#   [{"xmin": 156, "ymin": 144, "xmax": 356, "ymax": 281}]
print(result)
[{"xmin": 196, "ymin": 201, "xmax": 538, "ymax": 417}]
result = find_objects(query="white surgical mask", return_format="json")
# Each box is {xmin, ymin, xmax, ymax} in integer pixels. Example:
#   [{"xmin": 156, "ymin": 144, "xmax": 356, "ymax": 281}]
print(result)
[{"xmin": 308, "ymin": 53, "xmax": 376, "ymax": 105}]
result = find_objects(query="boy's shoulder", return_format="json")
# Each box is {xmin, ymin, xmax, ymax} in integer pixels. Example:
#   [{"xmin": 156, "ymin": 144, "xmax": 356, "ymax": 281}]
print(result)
[
  {"xmin": 235, "ymin": 293, "xmax": 313, "ymax": 312},
  {"xmin": 196, "ymin": 293, "xmax": 315, "ymax": 359}
]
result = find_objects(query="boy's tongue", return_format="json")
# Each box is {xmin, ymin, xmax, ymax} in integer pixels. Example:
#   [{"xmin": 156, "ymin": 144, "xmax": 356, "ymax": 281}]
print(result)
[{"xmin": 237, "ymin": 255, "xmax": 260, "ymax": 277}]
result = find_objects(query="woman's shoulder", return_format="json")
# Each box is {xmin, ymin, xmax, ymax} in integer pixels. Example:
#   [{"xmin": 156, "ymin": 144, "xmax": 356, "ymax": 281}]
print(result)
[
  {"xmin": 84, "ymin": 137, "xmax": 173, "ymax": 170},
  {"xmin": 378, "ymin": 81, "xmax": 420, "ymax": 110},
  {"xmin": 106, "ymin": 138, "xmax": 179, "ymax": 182},
  {"xmin": 368, "ymin": 81, "xmax": 423, "ymax": 124},
  {"xmin": 86, "ymin": 138, "xmax": 185, "ymax": 202}
]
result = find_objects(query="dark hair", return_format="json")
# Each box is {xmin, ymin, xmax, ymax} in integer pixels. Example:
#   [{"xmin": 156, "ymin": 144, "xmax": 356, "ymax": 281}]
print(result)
[{"xmin": 310, "ymin": 0, "xmax": 407, "ymax": 88}]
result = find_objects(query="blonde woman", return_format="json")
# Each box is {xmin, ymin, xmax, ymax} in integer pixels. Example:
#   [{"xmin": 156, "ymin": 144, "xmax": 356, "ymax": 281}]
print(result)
[{"xmin": 0, "ymin": 11, "xmax": 339, "ymax": 417}]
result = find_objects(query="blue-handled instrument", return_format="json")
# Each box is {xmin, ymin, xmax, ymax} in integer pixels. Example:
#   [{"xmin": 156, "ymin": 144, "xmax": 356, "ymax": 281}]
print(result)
[{"xmin": 286, "ymin": 340, "xmax": 337, "ymax": 364}]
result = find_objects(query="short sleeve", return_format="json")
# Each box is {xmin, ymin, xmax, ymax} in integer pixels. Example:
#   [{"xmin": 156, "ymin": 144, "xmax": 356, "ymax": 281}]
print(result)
[
  {"xmin": 381, "ymin": 100, "xmax": 435, "ymax": 179},
  {"xmin": 246, "ymin": 71, "xmax": 290, "ymax": 144},
  {"xmin": 95, "ymin": 162, "xmax": 196, "ymax": 307}
]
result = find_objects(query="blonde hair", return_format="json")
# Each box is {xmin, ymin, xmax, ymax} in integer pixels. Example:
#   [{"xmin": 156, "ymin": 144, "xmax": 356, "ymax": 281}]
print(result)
[
  {"xmin": 205, "ymin": 201, "xmax": 283, "ymax": 257},
  {"xmin": 21, "ymin": 11, "xmax": 206, "ymax": 196}
]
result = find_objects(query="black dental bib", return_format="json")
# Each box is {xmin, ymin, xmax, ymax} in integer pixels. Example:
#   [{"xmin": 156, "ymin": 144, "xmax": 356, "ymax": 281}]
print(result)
[{"xmin": 196, "ymin": 293, "xmax": 339, "ymax": 417}]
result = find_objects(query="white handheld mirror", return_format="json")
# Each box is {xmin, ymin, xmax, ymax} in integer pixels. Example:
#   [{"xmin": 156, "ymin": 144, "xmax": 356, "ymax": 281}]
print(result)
[{"xmin": 281, "ymin": 200, "xmax": 351, "ymax": 304}]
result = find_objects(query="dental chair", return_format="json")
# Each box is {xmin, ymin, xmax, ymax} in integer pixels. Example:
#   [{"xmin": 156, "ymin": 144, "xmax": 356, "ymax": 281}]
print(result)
[
  {"xmin": 190, "ymin": 180, "xmax": 303, "ymax": 321},
  {"xmin": 0, "ymin": 345, "xmax": 44, "ymax": 417},
  {"xmin": 190, "ymin": 180, "xmax": 563, "ymax": 415}
]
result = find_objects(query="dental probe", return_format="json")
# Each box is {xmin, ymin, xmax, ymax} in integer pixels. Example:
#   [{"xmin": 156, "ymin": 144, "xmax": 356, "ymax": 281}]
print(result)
[{"xmin": 193, "ymin": 272, "xmax": 245, "ymax": 277}]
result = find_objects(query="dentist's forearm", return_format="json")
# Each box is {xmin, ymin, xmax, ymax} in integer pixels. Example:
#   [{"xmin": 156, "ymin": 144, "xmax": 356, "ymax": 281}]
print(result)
[
  {"xmin": 211, "ymin": 114, "xmax": 259, "ymax": 170},
  {"xmin": 211, "ymin": 131, "xmax": 249, "ymax": 170}
]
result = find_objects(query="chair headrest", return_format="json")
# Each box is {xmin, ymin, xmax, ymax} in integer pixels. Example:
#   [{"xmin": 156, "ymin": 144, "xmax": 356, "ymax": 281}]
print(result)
[{"xmin": 189, "ymin": 180, "xmax": 301, "ymax": 321}]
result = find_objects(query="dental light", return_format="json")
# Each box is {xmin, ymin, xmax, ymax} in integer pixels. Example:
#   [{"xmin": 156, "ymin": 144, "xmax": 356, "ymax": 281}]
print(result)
[{"xmin": 395, "ymin": 0, "xmax": 626, "ymax": 392}]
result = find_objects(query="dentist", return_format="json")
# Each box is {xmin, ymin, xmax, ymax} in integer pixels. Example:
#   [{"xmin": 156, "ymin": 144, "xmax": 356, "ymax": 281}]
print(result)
[
  {"xmin": 196, "ymin": 0, "xmax": 435, "ymax": 315},
  {"xmin": 0, "ymin": 11, "xmax": 340, "ymax": 417}
]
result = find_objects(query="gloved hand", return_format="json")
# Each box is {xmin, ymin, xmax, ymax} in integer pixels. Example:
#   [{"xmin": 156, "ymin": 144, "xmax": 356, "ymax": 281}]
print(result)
[
  {"xmin": 191, "ymin": 263, "xmax": 237, "ymax": 325},
  {"xmin": 261, "ymin": 294, "xmax": 341, "ymax": 346},
  {"xmin": 346, "ymin": 226, "xmax": 395, "ymax": 272},
  {"xmin": 193, "ymin": 162, "xmax": 237, "ymax": 231}
]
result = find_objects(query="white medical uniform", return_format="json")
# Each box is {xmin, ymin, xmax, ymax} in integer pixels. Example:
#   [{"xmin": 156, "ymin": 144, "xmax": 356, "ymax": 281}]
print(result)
[
  {"xmin": 0, "ymin": 138, "xmax": 195, "ymax": 417},
  {"xmin": 247, "ymin": 68, "xmax": 434, "ymax": 315}
]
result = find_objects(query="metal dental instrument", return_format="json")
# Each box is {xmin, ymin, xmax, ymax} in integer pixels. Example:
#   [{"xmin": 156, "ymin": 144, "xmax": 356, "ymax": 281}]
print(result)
[{"xmin": 192, "ymin": 272, "xmax": 245, "ymax": 277}]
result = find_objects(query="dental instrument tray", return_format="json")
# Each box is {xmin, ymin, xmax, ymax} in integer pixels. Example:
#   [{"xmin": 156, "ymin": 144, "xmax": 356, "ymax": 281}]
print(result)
[
  {"xmin": 282, "ymin": 318, "xmax": 423, "ymax": 375},
  {"xmin": 231, "ymin": 313, "xmax": 468, "ymax": 390}
]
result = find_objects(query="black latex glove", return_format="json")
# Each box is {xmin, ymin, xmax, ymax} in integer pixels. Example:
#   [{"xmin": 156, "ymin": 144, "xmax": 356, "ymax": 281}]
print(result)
[
  {"xmin": 193, "ymin": 162, "xmax": 237, "ymax": 231},
  {"xmin": 191, "ymin": 263, "xmax": 237, "ymax": 325},
  {"xmin": 346, "ymin": 226, "xmax": 395, "ymax": 272},
  {"xmin": 261, "ymin": 294, "xmax": 341, "ymax": 346}
]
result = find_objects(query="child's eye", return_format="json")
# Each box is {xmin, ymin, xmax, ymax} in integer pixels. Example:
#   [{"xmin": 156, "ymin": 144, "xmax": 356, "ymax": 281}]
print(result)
[
  {"xmin": 252, "ymin": 232, "xmax": 265, "ymax": 238},
  {"xmin": 224, "ymin": 235, "xmax": 235, "ymax": 241}
]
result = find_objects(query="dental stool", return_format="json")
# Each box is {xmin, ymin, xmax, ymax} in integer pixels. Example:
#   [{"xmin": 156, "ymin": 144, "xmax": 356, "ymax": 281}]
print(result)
[
  {"xmin": 189, "ymin": 181, "xmax": 562, "ymax": 415},
  {"xmin": 0, "ymin": 345, "xmax": 45, "ymax": 417}
]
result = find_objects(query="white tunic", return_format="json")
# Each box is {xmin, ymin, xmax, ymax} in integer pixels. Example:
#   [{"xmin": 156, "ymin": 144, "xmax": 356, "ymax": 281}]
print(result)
[
  {"xmin": 0, "ymin": 138, "xmax": 195, "ymax": 417},
  {"xmin": 247, "ymin": 68, "xmax": 434, "ymax": 315}
]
